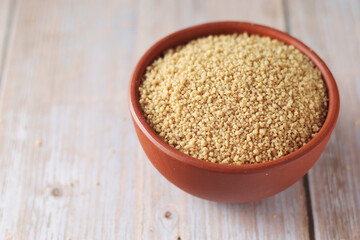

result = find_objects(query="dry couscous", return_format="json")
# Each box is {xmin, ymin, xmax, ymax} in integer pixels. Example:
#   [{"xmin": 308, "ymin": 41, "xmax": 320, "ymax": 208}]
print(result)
[{"xmin": 139, "ymin": 33, "xmax": 328, "ymax": 165}]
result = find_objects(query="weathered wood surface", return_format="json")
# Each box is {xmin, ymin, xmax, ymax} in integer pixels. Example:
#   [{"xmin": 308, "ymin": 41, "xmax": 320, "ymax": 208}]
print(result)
[
  {"xmin": 0, "ymin": 0, "xmax": 358, "ymax": 239},
  {"xmin": 287, "ymin": 0, "xmax": 360, "ymax": 239}
]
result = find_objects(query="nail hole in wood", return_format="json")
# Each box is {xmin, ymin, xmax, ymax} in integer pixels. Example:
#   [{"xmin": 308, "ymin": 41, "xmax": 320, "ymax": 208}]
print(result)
[
  {"xmin": 51, "ymin": 188, "xmax": 62, "ymax": 197},
  {"xmin": 164, "ymin": 211, "xmax": 172, "ymax": 219}
]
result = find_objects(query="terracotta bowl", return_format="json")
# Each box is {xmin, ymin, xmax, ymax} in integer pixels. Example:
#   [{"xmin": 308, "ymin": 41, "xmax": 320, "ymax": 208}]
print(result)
[{"xmin": 128, "ymin": 22, "xmax": 340, "ymax": 203}]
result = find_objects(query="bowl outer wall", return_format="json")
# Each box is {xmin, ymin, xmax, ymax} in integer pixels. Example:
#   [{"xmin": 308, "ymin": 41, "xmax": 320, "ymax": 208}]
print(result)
[
  {"xmin": 133, "ymin": 119, "xmax": 331, "ymax": 202},
  {"xmin": 128, "ymin": 22, "xmax": 340, "ymax": 203}
]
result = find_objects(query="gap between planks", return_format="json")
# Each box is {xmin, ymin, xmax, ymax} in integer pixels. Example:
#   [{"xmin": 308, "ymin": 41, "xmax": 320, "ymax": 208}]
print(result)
[{"xmin": 0, "ymin": 0, "xmax": 17, "ymax": 86}]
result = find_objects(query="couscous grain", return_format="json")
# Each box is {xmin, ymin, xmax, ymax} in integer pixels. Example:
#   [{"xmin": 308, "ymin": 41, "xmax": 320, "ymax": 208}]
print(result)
[{"xmin": 139, "ymin": 33, "xmax": 328, "ymax": 165}]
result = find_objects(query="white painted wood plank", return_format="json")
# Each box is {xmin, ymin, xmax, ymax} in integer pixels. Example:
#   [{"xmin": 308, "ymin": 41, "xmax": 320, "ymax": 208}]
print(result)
[
  {"xmin": 0, "ymin": 0, "xmax": 311, "ymax": 239},
  {"xmin": 0, "ymin": 0, "xmax": 139, "ymax": 239},
  {"xmin": 287, "ymin": 0, "xmax": 360, "ymax": 239}
]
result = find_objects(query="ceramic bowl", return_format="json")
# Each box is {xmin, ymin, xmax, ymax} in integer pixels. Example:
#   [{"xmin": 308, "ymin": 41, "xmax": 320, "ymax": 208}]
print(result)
[{"xmin": 128, "ymin": 22, "xmax": 340, "ymax": 203}]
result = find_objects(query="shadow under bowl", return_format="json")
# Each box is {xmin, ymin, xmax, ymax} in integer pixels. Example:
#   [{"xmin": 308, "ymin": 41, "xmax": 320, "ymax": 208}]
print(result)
[{"xmin": 128, "ymin": 21, "xmax": 340, "ymax": 203}]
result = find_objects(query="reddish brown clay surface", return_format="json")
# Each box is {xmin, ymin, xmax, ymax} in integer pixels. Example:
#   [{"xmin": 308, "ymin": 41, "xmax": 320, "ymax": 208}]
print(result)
[{"xmin": 128, "ymin": 22, "xmax": 340, "ymax": 203}]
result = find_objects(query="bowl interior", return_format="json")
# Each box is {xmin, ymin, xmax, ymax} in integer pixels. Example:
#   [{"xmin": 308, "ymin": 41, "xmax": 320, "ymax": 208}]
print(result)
[{"xmin": 129, "ymin": 21, "xmax": 340, "ymax": 173}]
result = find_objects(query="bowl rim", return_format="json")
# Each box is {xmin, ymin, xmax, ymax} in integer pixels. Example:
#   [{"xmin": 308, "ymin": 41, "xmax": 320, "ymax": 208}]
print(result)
[{"xmin": 128, "ymin": 21, "xmax": 340, "ymax": 173}]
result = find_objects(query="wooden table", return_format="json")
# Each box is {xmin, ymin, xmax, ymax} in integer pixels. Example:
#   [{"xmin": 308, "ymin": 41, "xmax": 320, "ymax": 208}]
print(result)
[{"xmin": 0, "ymin": 0, "xmax": 359, "ymax": 239}]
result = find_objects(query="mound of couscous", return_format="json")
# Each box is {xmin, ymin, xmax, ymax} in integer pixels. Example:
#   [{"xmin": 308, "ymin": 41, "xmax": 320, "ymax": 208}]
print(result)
[{"xmin": 139, "ymin": 33, "xmax": 328, "ymax": 165}]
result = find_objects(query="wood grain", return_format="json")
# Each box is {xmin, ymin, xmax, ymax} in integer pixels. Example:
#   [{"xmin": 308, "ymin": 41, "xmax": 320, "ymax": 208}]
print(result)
[
  {"xmin": 287, "ymin": 0, "xmax": 360, "ymax": 239},
  {"xmin": 0, "ymin": 0, "xmax": 140, "ymax": 239}
]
